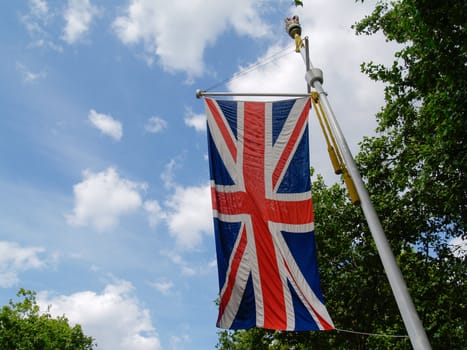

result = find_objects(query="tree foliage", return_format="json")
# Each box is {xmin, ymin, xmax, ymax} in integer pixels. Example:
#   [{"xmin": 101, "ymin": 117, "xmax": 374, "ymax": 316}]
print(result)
[
  {"xmin": 352, "ymin": 1, "xmax": 466, "ymax": 347},
  {"xmin": 354, "ymin": 0, "xmax": 466, "ymax": 241},
  {"xmin": 217, "ymin": 0, "xmax": 466, "ymax": 349},
  {"xmin": 0, "ymin": 289, "xmax": 95, "ymax": 350}
]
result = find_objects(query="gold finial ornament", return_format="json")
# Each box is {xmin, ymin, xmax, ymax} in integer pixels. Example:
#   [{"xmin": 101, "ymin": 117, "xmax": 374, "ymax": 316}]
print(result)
[
  {"xmin": 285, "ymin": 15, "xmax": 301, "ymax": 38},
  {"xmin": 284, "ymin": 15, "xmax": 303, "ymax": 52}
]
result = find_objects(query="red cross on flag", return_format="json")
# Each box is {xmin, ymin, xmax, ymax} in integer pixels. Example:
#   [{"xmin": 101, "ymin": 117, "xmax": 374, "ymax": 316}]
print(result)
[{"xmin": 205, "ymin": 97, "xmax": 334, "ymax": 331}]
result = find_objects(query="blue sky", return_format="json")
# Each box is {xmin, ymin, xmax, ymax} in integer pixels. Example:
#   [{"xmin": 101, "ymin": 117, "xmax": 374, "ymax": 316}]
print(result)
[{"xmin": 0, "ymin": 1, "xmax": 400, "ymax": 349}]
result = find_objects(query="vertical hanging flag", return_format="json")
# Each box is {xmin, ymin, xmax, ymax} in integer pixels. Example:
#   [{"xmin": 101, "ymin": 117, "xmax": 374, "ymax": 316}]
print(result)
[{"xmin": 205, "ymin": 97, "xmax": 334, "ymax": 331}]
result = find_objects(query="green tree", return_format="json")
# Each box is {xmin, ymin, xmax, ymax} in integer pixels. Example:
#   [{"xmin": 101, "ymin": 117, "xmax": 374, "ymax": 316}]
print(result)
[
  {"xmin": 354, "ymin": 0, "xmax": 466, "ymax": 243},
  {"xmin": 217, "ymin": 0, "xmax": 466, "ymax": 348},
  {"xmin": 0, "ymin": 288, "xmax": 95, "ymax": 350},
  {"xmin": 352, "ymin": 0, "xmax": 466, "ymax": 347}
]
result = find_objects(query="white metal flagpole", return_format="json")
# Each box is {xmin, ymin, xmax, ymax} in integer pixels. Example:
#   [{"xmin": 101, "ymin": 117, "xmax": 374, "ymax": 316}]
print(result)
[{"xmin": 284, "ymin": 16, "xmax": 431, "ymax": 350}]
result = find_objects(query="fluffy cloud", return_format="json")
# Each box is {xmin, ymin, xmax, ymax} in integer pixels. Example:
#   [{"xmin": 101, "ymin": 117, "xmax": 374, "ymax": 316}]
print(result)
[
  {"xmin": 144, "ymin": 116, "xmax": 167, "ymax": 133},
  {"xmin": 227, "ymin": 1, "xmax": 400, "ymax": 183},
  {"xmin": 38, "ymin": 280, "xmax": 161, "ymax": 350},
  {"xmin": 164, "ymin": 252, "xmax": 196, "ymax": 276},
  {"xmin": 170, "ymin": 334, "xmax": 191, "ymax": 350},
  {"xmin": 160, "ymin": 159, "xmax": 178, "ymax": 189},
  {"xmin": 156, "ymin": 159, "xmax": 212, "ymax": 250},
  {"xmin": 21, "ymin": 0, "xmax": 63, "ymax": 51},
  {"xmin": 0, "ymin": 241, "xmax": 46, "ymax": 287},
  {"xmin": 164, "ymin": 184, "xmax": 212, "ymax": 249},
  {"xmin": 184, "ymin": 108, "xmax": 206, "ymax": 132},
  {"xmin": 29, "ymin": 0, "xmax": 49, "ymax": 18},
  {"xmin": 149, "ymin": 279, "xmax": 174, "ymax": 295},
  {"xmin": 450, "ymin": 236, "xmax": 466, "ymax": 258},
  {"xmin": 67, "ymin": 164, "xmax": 211, "ymax": 241},
  {"xmin": 22, "ymin": 0, "xmax": 97, "ymax": 49},
  {"xmin": 161, "ymin": 250, "xmax": 215, "ymax": 276},
  {"xmin": 67, "ymin": 168, "xmax": 146, "ymax": 231},
  {"xmin": 88, "ymin": 109, "xmax": 123, "ymax": 141},
  {"xmin": 112, "ymin": 0, "xmax": 270, "ymax": 76},
  {"xmin": 62, "ymin": 0, "xmax": 98, "ymax": 44},
  {"xmin": 144, "ymin": 200, "xmax": 166, "ymax": 228},
  {"xmin": 16, "ymin": 62, "xmax": 47, "ymax": 83}
]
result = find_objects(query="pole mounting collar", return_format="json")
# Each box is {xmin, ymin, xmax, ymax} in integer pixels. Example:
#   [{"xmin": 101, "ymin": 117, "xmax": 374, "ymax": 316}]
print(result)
[{"xmin": 306, "ymin": 68, "xmax": 324, "ymax": 86}]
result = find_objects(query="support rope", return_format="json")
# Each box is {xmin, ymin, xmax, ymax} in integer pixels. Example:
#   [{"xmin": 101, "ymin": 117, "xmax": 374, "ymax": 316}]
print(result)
[
  {"xmin": 205, "ymin": 44, "xmax": 295, "ymax": 92},
  {"xmin": 334, "ymin": 327, "xmax": 409, "ymax": 339}
]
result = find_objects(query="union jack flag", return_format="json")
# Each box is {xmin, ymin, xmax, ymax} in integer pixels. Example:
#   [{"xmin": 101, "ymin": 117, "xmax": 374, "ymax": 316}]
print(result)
[{"xmin": 205, "ymin": 97, "xmax": 334, "ymax": 331}]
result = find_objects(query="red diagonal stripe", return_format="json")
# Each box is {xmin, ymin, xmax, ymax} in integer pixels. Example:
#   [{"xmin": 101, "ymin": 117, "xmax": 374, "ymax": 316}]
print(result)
[
  {"xmin": 272, "ymin": 99, "xmax": 310, "ymax": 189},
  {"xmin": 283, "ymin": 259, "xmax": 334, "ymax": 330},
  {"xmin": 206, "ymin": 98, "xmax": 237, "ymax": 161},
  {"xmin": 217, "ymin": 226, "xmax": 248, "ymax": 325}
]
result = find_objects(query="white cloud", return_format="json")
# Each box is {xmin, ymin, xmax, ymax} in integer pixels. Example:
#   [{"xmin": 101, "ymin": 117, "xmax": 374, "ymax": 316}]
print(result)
[
  {"xmin": 29, "ymin": 0, "xmax": 49, "ymax": 18},
  {"xmin": 21, "ymin": 0, "xmax": 63, "ymax": 51},
  {"xmin": 16, "ymin": 62, "xmax": 47, "ymax": 83},
  {"xmin": 170, "ymin": 334, "xmax": 191, "ymax": 350},
  {"xmin": 38, "ymin": 280, "xmax": 161, "ymax": 350},
  {"xmin": 227, "ymin": 43, "xmax": 301, "ymax": 93},
  {"xmin": 169, "ymin": 253, "xmax": 196, "ymax": 276},
  {"xmin": 112, "ymin": 0, "xmax": 270, "ymax": 76},
  {"xmin": 0, "ymin": 241, "xmax": 46, "ymax": 287},
  {"xmin": 208, "ymin": 258, "xmax": 217, "ymax": 269},
  {"xmin": 141, "ymin": 158, "xmax": 214, "ymax": 243},
  {"xmin": 62, "ymin": 0, "xmax": 98, "ymax": 44},
  {"xmin": 184, "ymin": 108, "xmax": 206, "ymax": 132},
  {"xmin": 149, "ymin": 279, "xmax": 174, "ymax": 295},
  {"xmin": 450, "ymin": 236, "xmax": 466, "ymax": 258},
  {"xmin": 144, "ymin": 200, "xmax": 166, "ymax": 227},
  {"xmin": 164, "ymin": 184, "xmax": 212, "ymax": 249},
  {"xmin": 161, "ymin": 250, "xmax": 214, "ymax": 276},
  {"xmin": 160, "ymin": 159, "xmax": 178, "ymax": 189},
  {"xmin": 145, "ymin": 116, "xmax": 168, "ymax": 133},
  {"xmin": 88, "ymin": 109, "xmax": 123, "ymax": 141},
  {"xmin": 157, "ymin": 159, "xmax": 212, "ymax": 249},
  {"xmin": 67, "ymin": 168, "xmax": 146, "ymax": 231}
]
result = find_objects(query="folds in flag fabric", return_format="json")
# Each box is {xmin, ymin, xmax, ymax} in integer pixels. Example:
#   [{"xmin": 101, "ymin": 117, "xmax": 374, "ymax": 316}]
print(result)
[{"xmin": 205, "ymin": 97, "xmax": 334, "ymax": 331}]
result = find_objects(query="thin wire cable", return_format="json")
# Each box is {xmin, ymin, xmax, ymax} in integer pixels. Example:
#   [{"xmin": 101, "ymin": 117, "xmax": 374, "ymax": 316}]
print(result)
[
  {"xmin": 334, "ymin": 328, "xmax": 409, "ymax": 338},
  {"xmin": 205, "ymin": 44, "xmax": 295, "ymax": 92},
  {"xmin": 205, "ymin": 48, "xmax": 293, "ymax": 91}
]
